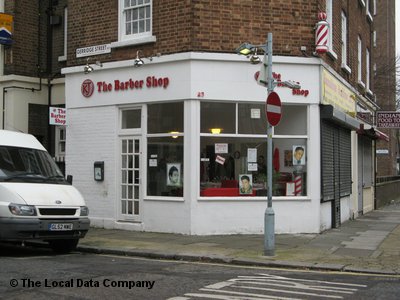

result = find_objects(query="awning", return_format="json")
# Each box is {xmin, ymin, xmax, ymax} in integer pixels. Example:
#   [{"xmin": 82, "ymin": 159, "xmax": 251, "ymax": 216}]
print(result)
[
  {"xmin": 320, "ymin": 105, "xmax": 361, "ymax": 130},
  {"xmin": 357, "ymin": 124, "xmax": 389, "ymax": 142}
]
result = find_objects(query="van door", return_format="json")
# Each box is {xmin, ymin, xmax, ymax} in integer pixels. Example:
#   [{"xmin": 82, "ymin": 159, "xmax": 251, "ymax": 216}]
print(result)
[{"xmin": 119, "ymin": 137, "xmax": 141, "ymax": 221}]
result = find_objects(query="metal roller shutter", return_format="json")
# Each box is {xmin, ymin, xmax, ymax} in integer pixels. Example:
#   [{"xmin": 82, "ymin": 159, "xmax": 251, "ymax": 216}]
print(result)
[{"xmin": 321, "ymin": 121, "xmax": 352, "ymax": 201}]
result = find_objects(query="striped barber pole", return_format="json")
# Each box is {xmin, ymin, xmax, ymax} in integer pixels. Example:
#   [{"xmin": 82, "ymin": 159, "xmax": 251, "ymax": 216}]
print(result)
[
  {"xmin": 315, "ymin": 12, "xmax": 329, "ymax": 54},
  {"xmin": 294, "ymin": 174, "xmax": 302, "ymax": 196}
]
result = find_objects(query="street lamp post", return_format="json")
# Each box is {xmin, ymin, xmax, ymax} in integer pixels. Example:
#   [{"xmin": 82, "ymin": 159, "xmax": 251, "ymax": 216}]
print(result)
[{"xmin": 236, "ymin": 33, "xmax": 300, "ymax": 256}]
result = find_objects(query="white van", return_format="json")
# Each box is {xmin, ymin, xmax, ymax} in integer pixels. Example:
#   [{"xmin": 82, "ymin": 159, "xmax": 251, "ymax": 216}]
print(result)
[{"xmin": 0, "ymin": 130, "xmax": 90, "ymax": 253}]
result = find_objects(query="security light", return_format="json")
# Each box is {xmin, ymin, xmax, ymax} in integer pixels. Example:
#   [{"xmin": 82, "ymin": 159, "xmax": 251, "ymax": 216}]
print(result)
[
  {"xmin": 235, "ymin": 42, "xmax": 256, "ymax": 55},
  {"xmin": 133, "ymin": 50, "xmax": 145, "ymax": 67}
]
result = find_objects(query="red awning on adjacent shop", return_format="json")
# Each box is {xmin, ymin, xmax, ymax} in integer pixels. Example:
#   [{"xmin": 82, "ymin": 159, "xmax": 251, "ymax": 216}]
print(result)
[{"xmin": 357, "ymin": 124, "xmax": 389, "ymax": 142}]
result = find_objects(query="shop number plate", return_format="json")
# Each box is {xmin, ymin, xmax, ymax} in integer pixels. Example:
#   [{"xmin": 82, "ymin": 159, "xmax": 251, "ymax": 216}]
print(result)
[{"xmin": 48, "ymin": 223, "xmax": 73, "ymax": 231}]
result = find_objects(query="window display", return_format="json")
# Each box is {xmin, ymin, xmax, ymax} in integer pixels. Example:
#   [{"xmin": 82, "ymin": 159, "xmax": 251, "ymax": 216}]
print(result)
[
  {"xmin": 147, "ymin": 102, "xmax": 184, "ymax": 197},
  {"xmin": 200, "ymin": 102, "xmax": 308, "ymax": 198}
]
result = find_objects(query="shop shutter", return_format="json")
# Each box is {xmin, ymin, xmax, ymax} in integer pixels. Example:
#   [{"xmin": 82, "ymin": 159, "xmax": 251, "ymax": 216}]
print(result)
[
  {"xmin": 361, "ymin": 136, "xmax": 373, "ymax": 187},
  {"xmin": 339, "ymin": 127, "xmax": 352, "ymax": 196},
  {"xmin": 321, "ymin": 121, "xmax": 335, "ymax": 201},
  {"xmin": 321, "ymin": 121, "xmax": 352, "ymax": 201}
]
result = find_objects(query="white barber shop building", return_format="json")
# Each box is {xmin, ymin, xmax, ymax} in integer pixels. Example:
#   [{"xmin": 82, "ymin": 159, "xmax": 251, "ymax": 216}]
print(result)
[{"xmin": 63, "ymin": 52, "xmax": 381, "ymax": 234}]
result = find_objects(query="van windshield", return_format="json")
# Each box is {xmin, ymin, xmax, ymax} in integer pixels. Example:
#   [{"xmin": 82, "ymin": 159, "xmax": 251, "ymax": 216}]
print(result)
[{"xmin": 0, "ymin": 146, "xmax": 67, "ymax": 184}]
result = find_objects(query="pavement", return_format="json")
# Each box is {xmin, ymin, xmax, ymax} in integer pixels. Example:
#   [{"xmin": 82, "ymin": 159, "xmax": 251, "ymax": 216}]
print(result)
[{"xmin": 77, "ymin": 200, "xmax": 400, "ymax": 275}]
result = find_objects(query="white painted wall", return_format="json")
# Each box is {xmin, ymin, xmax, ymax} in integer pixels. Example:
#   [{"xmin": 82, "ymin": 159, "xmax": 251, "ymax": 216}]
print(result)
[
  {"xmin": 64, "ymin": 52, "xmax": 325, "ymax": 234},
  {"xmin": 0, "ymin": 75, "xmax": 48, "ymax": 131},
  {"xmin": 66, "ymin": 105, "xmax": 117, "ymax": 224}
]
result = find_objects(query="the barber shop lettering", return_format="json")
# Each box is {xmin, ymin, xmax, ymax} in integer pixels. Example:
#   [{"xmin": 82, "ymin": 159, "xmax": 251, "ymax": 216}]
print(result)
[{"xmin": 95, "ymin": 76, "xmax": 169, "ymax": 93}]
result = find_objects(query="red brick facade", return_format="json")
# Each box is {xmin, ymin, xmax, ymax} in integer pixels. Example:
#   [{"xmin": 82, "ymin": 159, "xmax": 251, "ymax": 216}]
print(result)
[
  {"xmin": 5, "ymin": 0, "xmax": 385, "ymax": 98},
  {"xmin": 373, "ymin": 0, "xmax": 398, "ymax": 176}
]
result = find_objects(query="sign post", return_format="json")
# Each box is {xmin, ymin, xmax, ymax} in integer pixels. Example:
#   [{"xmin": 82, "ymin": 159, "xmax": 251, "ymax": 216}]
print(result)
[
  {"xmin": 264, "ymin": 33, "xmax": 276, "ymax": 256},
  {"xmin": 235, "ymin": 33, "xmax": 299, "ymax": 256}
]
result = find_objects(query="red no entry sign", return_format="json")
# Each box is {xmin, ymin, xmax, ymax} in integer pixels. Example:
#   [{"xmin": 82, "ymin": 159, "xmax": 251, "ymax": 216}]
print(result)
[{"xmin": 266, "ymin": 92, "xmax": 282, "ymax": 126}]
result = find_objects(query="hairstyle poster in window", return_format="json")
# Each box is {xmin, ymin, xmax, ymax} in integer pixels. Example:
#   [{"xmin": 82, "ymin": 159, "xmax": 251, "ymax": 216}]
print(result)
[
  {"xmin": 239, "ymin": 174, "xmax": 253, "ymax": 195},
  {"xmin": 167, "ymin": 163, "xmax": 181, "ymax": 186},
  {"xmin": 292, "ymin": 145, "xmax": 306, "ymax": 165}
]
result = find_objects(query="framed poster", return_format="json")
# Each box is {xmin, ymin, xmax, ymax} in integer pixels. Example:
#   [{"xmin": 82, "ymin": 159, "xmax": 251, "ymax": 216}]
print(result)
[
  {"xmin": 167, "ymin": 163, "xmax": 181, "ymax": 186},
  {"xmin": 239, "ymin": 174, "xmax": 253, "ymax": 195},
  {"xmin": 292, "ymin": 145, "xmax": 306, "ymax": 165}
]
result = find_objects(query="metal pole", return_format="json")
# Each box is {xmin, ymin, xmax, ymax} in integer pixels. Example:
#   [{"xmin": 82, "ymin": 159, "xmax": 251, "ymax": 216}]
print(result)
[{"xmin": 264, "ymin": 32, "xmax": 275, "ymax": 256}]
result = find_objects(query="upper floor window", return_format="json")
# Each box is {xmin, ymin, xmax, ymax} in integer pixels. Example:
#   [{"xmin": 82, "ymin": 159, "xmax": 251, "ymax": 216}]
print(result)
[
  {"xmin": 58, "ymin": 6, "xmax": 68, "ymax": 62},
  {"xmin": 341, "ymin": 11, "xmax": 351, "ymax": 74},
  {"xmin": 326, "ymin": 0, "xmax": 337, "ymax": 59},
  {"xmin": 366, "ymin": 48, "xmax": 371, "ymax": 93},
  {"xmin": 366, "ymin": 0, "xmax": 373, "ymax": 22},
  {"xmin": 124, "ymin": 0, "xmax": 151, "ymax": 37},
  {"xmin": 357, "ymin": 36, "xmax": 364, "ymax": 87},
  {"xmin": 113, "ymin": 0, "xmax": 156, "ymax": 48}
]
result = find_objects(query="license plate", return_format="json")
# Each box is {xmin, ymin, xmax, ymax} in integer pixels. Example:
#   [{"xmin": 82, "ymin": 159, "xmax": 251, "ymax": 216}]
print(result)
[{"xmin": 48, "ymin": 223, "xmax": 73, "ymax": 231}]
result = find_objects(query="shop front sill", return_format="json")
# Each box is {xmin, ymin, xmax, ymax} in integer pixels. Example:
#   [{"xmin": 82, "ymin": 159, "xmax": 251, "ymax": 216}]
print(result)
[
  {"xmin": 198, "ymin": 196, "xmax": 311, "ymax": 201},
  {"xmin": 144, "ymin": 196, "xmax": 184, "ymax": 202}
]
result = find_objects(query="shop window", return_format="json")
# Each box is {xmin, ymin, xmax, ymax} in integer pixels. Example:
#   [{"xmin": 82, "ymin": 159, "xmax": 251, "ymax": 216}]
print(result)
[
  {"xmin": 238, "ymin": 103, "xmax": 267, "ymax": 134},
  {"xmin": 201, "ymin": 102, "xmax": 235, "ymax": 134},
  {"xmin": 121, "ymin": 109, "xmax": 141, "ymax": 129},
  {"xmin": 147, "ymin": 137, "xmax": 183, "ymax": 197},
  {"xmin": 200, "ymin": 102, "xmax": 308, "ymax": 198},
  {"xmin": 148, "ymin": 102, "xmax": 183, "ymax": 134},
  {"xmin": 147, "ymin": 102, "xmax": 184, "ymax": 197},
  {"xmin": 274, "ymin": 105, "xmax": 307, "ymax": 135}
]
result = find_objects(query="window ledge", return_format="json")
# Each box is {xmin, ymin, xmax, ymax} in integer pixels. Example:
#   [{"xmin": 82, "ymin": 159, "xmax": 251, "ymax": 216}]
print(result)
[
  {"xmin": 110, "ymin": 35, "xmax": 157, "ymax": 49},
  {"xmin": 358, "ymin": 0, "xmax": 366, "ymax": 7},
  {"xmin": 358, "ymin": 80, "xmax": 366, "ymax": 89},
  {"xmin": 366, "ymin": 89, "xmax": 373, "ymax": 97},
  {"xmin": 327, "ymin": 49, "xmax": 338, "ymax": 60},
  {"xmin": 341, "ymin": 64, "xmax": 352, "ymax": 74},
  {"xmin": 144, "ymin": 196, "xmax": 184, "ymax": 202},
  {"xmin": 58, "ymin": 55, "xmax": 67, "ymax": 62}
]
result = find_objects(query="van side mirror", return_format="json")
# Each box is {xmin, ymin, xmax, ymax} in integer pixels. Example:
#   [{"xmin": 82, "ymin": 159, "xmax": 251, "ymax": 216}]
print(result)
[{"xmin": 66, "ymin": 175, "xmax": 73, "ymax": 184}]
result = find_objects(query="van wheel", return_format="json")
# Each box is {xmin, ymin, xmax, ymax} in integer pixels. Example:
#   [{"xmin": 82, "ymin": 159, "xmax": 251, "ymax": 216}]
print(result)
[{"xmin": 49, "ymin": 239, "xmax": 79, "ymax": 254}]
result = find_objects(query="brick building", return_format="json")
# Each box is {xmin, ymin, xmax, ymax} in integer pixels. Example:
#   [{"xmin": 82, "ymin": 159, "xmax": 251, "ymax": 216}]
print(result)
[
  {"xmin": 1, "ymin": 0, "xmax": 396, "ymax": 234},
  {"xmin": 0, "ymin": 0, "xmax": 68, "ymax": 172},
  {"xmin": 373, "ymin": 0, "xmax": 398, "ymax": 176}
]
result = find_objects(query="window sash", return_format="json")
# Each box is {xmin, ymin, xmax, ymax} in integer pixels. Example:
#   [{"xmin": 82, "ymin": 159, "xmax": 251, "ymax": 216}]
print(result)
[
  {"xmin": 357, "ymin": 36, "xmax": 362, "ymax": 82},
  {"xmin": 366, "ymin": 49, "xmax": 370, "ymax": 90},
  {"xmin": 341, "ymin": 11, "xmax": 347, "ymax": 67},
  {"xmin": 120, "ymin": 0, "xmax": 152, "ymax": 39},
  {"xmin": 326, "ymin": 0, "xmax": 333, "ymax": 52}
]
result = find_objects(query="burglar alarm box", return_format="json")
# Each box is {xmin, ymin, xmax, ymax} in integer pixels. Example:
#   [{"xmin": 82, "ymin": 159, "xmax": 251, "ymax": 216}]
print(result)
[{"xmin": 94, "ymin": 161, "xmax": 104, "ymax": 181}]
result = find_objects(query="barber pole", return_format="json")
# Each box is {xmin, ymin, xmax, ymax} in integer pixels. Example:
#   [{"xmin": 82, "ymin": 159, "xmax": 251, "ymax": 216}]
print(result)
[
  {"xmin": 315, "ymin": 12, "xmax": 329, "ymax": 54},
  {"xmin": 294, "ymin": 174, "xmax": 302, "ymax": 195}
]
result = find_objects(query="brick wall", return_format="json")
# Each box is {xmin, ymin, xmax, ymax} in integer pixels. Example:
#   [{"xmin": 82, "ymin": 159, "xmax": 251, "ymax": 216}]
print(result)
[
  {"xmin": 3, "ymin": 0, "xmax": 68, "ymax": 78},
  {"xmin": 65, "ymin": 1, "xmax": 382, "ymax": 95},
  {"xmin": 67, "ymin": 0, "xmax": 318, "ymax": 66},
  {"xmin": 4, "ymin": 0, "xmax": 43, "ymax": 77},
  {"xmin": 373, "ymin": 0, "xmax": 397, "ymax": 177},
  {"xmin": 322, "ymin": 0, "xmax": 374, "ymax": 96}
]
